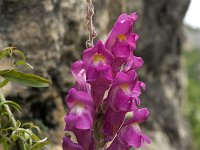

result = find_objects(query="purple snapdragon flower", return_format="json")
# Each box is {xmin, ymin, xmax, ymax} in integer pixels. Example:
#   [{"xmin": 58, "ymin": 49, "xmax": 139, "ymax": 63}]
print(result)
[{"xmin": 63, "ymin": 12, "xmax": 150, "ymax": 150}]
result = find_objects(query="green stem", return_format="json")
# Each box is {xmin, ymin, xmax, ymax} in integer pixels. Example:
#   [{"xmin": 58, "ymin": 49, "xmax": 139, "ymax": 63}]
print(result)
[
  {"xmin": 0, "ymin": 91, "xmax": 17, "ymax": 128},
  {"xmin": 0, "ymin": 90, "xmax": 24, "ymax": 150}
]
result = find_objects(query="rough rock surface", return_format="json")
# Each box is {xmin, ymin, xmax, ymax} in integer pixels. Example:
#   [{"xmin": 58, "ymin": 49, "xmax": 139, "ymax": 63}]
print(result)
[{"xmin": 0, "ymin": 0, "xmax": 191, "ymax": 149}]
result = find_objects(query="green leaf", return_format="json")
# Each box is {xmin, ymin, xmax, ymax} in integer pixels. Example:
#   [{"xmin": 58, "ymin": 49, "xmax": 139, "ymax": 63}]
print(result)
[
  {"xmin": 16, "ymin": 121, "xmax": 21, "ymax": 128},
  {"xmin": 0, "ymin": 70, "xmax": 11, "ymax": 75},
  {"xmin": 32, "ymin": 138, "xmax": 50, "ymax": 150},
  {"xmin": 0, "ymin": 100, "xmax": 21, "ymax": 112},
  {"xmin": 2, "ymin": 139, "xmax": 12, "ymax": 150},
  {"xmin": 0, "ymin": 70, "xmax": 50, "ymax": 87},
  {"xmin": 0, "ymin": 79, "xmax": 9, "ymax": 88},
  {"xmin": 28, "ymin": 137, "xmax": 33, "ymax": 146},
  {"xmin": 13, "ymin": 50, "xmax": 26, "ymax": 61},
  {"xmin": 22, "ymin": 122, "xmax": 41, "ymax": 134},
  {"xmin": 24, "ymin": 143, "xmax": 31, "ymax": 150},
  {"xmin": 18, "ymin": 128, "xmax": 43, "ymax": 143},
  {"xmin": 24, "ymin": 129, "xmax": 32, "ymax": 140},
  {"xmin": 29, "ymin": 132, "xmax": 40, "ymax": 142},
  {"xmin": 0, "ymin": 127, "xmax": 15, "ymax": 132},
  {"xmin": 15, "ymin": 60, "xmax": 34, "ymax": 69},
  {"xmin": 11, "ymin": 131, "xmax": 18, "ymax": 142},
  {"xmin": 0, "ymin": 48, "xmax": 12, "ymax": 59},
  {"xmin": 0, "ymin": 112, "xmax": 9, "ymax": 119},
  {"xmin": 17, "ymin": 128, "xmax": 32, "ymax": 136},
  {"xmin": 17, "ymin": 128, "xmax": 40, "ymax": 142},
  {"xmin": 33, "ymin": 126, "xmax": 41, "ymax": 135}
]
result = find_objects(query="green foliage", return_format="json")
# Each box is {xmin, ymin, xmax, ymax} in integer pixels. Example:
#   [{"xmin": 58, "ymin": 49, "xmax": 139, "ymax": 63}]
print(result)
[
  {"xmin": 0, "ymin": 116, "xmax": 50, "ymax": 150},
  {"xmin": 0, "ymin": 47, "xmax": 50, "ymax": 87},
  {"xmin": 0, "ymin": 100, "xmax": 21, "ymax": 112},
  {"xmin": 0, "ymin": 47, "xmax": 50, "ymax": 150},
  {"xmin": 183, "ymin": 49, "xmax": 200, "ymax": 150},
  {"xmin": 0, "ymin": 79, "xmax": 9, "ymax": 88},
  {"xmin": 0, "ymin": 70, "xmax": 50, "ymax": 87}
]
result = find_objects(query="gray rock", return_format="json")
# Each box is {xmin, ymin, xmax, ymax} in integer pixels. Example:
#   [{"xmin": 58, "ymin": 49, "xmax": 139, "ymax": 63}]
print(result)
[{"xmin": 0, "ymin": 0, "xmax": 192, "ymax": 149}]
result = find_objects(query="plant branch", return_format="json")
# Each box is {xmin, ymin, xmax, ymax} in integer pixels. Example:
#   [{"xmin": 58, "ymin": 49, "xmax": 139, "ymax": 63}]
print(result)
[
  {"xmin": 0, "ymin": 91, "xmax": 17, "ymax": 128},
  {"xmin": 0, "ymin": 90, "xmax": 24, "ymax": 150}
]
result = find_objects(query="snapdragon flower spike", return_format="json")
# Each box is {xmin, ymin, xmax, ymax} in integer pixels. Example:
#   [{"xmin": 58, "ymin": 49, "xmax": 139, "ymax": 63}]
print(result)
[{"xmin": 63, "ymin": 12, "xmax": 150, "ymax": 150}]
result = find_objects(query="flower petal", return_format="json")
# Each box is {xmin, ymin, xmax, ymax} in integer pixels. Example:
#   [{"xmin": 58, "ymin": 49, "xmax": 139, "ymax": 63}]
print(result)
[
  {"xmin": 66, "ymin": 88, "xmax": 94, "ymax": 113},
  {"xmin": 103, "ymin": 107, "xmax": 126, "ymax": 141},
  {"xmin": 105, "ymin": 12, "xmax": 138, "ymax": 50},
  {"xmin": 106, "ymin": 70, "xmax": 138, "ymax": 111},
  {"xmin": 72, "ymin": 129, "xmax": 95, "ymax": 150},
  {"xmin": 112, "ymin": 70, "xmax": 137, "ymax": 88},
  {"xmin": 71, "ymin": 61, "xmax": 90, "ymax": 92},
  {"xmin": 62, "ymin": 136, "xmax": 84, "ymax": 150},
  {"xmin": 124, "ymin": 108, "xmax": 149, "ymax": 126},
  {"xmin": 65, "ymin": 108, "xmax": 93, "ymax": 130},
  {"xmin": 83, "ymin": 40, "xmax": 113, "ymax": 67},
  {"xmin": 118, "ymin": 124, "xmax": 151, "ymax": 148}
]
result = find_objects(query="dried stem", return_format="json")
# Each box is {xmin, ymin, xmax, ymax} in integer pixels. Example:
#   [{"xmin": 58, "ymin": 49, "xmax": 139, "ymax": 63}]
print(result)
[{"xmin": 86, "ymin": 0, "xmax": 97, "ymax": 48}]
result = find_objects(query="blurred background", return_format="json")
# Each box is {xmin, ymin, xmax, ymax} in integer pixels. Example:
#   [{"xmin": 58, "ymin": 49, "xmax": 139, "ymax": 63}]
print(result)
[{"xmin": 0, "ymin": 0, "xmax": 200, "ymax": 149}]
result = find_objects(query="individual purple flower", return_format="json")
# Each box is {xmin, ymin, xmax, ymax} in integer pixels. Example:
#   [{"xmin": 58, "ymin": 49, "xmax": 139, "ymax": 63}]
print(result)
[
  {"xmin": 131, "ymin": 81, "xmax": 146, "ymax": 106},
  {"xmin": 123, "ymin": 108, "xmax": 149, "ymax": 126},
  {"xmin": 83, "ymin": 40, "xmax": 113, "ymax": 68},
  {"xmin": 110, "ymin": 40, "xmax": 143, "ymax": 75},
  {"xmin": 71, "ymin": 60, "xmax": 91, "ymax": 93},
  {"xmin": 105, "ymin": 13, "xmax": 141, "ymax": 75},
  {"xmin": 83, "ymin": 40, "xmax": 113, "ymax": 107},
  {"xmin": 107, "ymin": 124, "xmax": 150, "ymax": 150},
  {"xmin": 106, "ymin": 70, "xmax": 138, "ymax": 112},
  {"xmin": 103, "ymin": 107, "xmax": 126, "ymax": 141},
  {"xmin": 110, "ymin": 42, "xmax": 132, "ymax": 75},
  {"xmin": 108, "ymin": 108, "xmax": 150, "ymax": 149},
  {"xmin": 105, "ymin": 13, "xmax": 138, "ymax": 51},
  {"xmin": 110, "ymin": 33, "xmax": 139, "ymax": 60},
  {"xmin": 112, "ymin": 41, "xmax": 132, "ymax": 59},
  {"xmin": 112, "ymin": 54, "xmax": 144, "ymax": 76},
  {"xmin": 127, "ymin": 33, "xmax": 139, "ymax": 49},
  {"xmin": 72, "ymin": 129, "xmax": 95, "ymax": 150},
  {"xmin": 65, "ymin": 88, "xmax": 94, "ymax": 130},
  {"xmin": 102, "ymin": 70, "xmax": 139, "ymax": 141},
  {"xmin": 121, "ymin": 55, "xmax": 144, "ymax": 72}
]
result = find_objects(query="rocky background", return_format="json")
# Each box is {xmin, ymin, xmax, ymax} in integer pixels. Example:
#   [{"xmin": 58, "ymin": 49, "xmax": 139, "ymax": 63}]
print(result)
[
  {"xmin": 0, "ymin": 0, "xmax": 192, "ymax": 149},
  {"xmin": 183, "ymin": 25, "xmax": 200, "ymax": 50}
]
